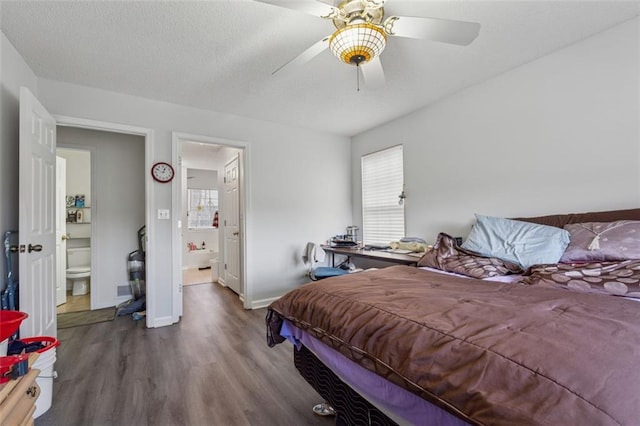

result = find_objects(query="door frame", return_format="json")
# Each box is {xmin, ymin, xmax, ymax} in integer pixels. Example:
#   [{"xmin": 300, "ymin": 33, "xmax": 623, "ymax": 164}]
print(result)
[
  {"xmin": 55, "ymin": 156, "xmax": 67, "ymax": 307},
  {"xmin": 171, "ymin": 132, "xmax": 251, "ymax": 318},
  {"xmin": 54, "ymin": 115, "xmax": 157, "ymax": 327}
]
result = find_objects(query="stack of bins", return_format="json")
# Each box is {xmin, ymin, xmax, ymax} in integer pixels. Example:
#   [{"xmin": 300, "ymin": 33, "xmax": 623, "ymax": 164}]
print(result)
[
  {"xmin": 18, "ymin": 336, "xmax": 60, "ymax": 418},
  {"xmin": 0, "ymin": 311, "xmax": 60, "ymax": 418}
]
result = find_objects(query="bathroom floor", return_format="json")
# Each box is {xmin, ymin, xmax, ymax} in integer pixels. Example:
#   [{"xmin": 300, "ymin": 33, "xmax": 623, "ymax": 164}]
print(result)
[
  {"xmin": 183, "ymin": 268, "xmax": 214, "ymax": 286},
  {"xmin": 56, "ymin": 291, "xmax": 90, "ymax": 314}
]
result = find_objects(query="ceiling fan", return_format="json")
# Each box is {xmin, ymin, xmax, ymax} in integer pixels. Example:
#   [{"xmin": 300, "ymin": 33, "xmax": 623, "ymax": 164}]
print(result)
[{"xmin": 255, "ymin": 0, "xmax": 481, "ymax": 89}]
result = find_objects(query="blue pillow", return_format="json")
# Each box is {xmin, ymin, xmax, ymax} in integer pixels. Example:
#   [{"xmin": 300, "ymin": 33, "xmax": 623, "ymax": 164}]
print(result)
[{"xmin": 461, "ymin": 214, "xmax": 570, "ymax": 270}]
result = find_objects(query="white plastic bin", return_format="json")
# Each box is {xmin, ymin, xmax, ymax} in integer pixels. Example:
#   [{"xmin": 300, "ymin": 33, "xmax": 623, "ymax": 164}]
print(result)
[
  {"xmin": 20, "ymin": 337, "xmax": 59, "ymax": 418},
  {"xmin": 0, "ymin": 338, "xmax": 7, "ymax": 356}
]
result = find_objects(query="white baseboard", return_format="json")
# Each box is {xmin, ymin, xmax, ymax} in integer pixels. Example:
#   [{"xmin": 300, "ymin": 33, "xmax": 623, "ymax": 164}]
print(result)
[
  {"xmin": 115, "ymin": 295, "xmax": 132, "ymax": 305},
  {"xmin": 251, "ymin": 296, "xmax": 280, "ymax": 309},
  {"xmin": 151, "ymin": 315, "xmax": 175, "ymax": 328}
]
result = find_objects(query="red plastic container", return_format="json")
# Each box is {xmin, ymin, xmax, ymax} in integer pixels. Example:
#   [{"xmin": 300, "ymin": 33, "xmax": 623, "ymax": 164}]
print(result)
[
  {"xmin": 0, "ymin": 353, "xmax": 29, "ymax": 383},
  {"xmin": 17, "ymin": 336, "xmax": 60, "ymax": 353},
  {"xmin": 0, "ymin": 310, "xmax": 28, "ymax": 342}
]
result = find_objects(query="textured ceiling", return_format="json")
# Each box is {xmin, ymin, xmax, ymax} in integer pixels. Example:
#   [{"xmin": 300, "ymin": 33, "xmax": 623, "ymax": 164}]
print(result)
[{"xmin": 1, "ymin": 1, "xmax": 639, "ymax": 137}]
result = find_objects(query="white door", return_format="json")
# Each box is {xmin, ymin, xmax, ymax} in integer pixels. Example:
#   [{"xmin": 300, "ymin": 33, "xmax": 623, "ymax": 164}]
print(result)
[
  {"xmin": 19, "ymin": 87, "xmax": 57, "ymax": 338},
  {"xmin": 55, "ymin": 156, "xmax": 67, "ymax": 306},
  {"xmin": 223, "ymin": 155, "xmax": 241, "ymax": 295}
]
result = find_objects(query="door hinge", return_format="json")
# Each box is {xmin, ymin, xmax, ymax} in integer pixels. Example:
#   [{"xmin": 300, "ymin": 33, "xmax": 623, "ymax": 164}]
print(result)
[
  {"xmin": 224, "ymin": 177, "xmax": 226, "ymax": 183},
  {"xmin": 224, "ymin": 264, "xmax": 227, "ymax": 270}
]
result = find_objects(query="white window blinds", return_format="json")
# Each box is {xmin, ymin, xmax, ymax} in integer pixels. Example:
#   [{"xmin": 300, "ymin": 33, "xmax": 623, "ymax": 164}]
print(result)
[{"xmin": 361, "ymin": 145, "xmax": 405, "ymax": 245}]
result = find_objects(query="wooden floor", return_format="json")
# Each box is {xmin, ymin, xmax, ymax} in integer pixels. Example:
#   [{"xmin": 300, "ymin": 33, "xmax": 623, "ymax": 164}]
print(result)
[
  {"xmin": 183, "ymin": 268, "xmax": 214, "ymax": 286},
  {"xmin": 36, "ymin": 283, "xmax": 333, "ymax": 426},
  {"xmin": 56, "ymin": 291, "xmax": 90, "ymax": 314}
]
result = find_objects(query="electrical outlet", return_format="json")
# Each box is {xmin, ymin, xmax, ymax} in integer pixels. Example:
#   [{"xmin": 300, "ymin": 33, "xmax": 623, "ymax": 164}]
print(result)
[{"xmin": 157, "ymin": 209, "xmax": 170, "ymax": 220}]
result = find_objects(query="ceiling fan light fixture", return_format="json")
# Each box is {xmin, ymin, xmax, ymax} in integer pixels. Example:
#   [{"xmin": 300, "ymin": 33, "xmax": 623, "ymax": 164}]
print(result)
[{"xmin": 329, "ymin": 23, "xmax": 386, "ymax": 66}]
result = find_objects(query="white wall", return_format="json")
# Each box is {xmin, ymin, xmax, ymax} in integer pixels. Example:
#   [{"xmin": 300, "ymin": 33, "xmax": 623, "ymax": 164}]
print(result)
[
  {"xmin": 57, "ymin": 148, "xmax": 92, "ymax": 244},
  {"xmin": 36, "ymin": 79, "xmax": 352, "ymax": 319},
  {"xmin": 57, "ymin": 127, "xmax": 145, "ymax": 309},
  {"xmin": 0, "ymin": 32, "xmax": 38, "ymax": 292},
  {"xmin": 57, "ymin": 148, "xmax": 92, "ymax": 209},
  {"xmin": 352, "ymin": 17, "xmax": 640, "ymax": 244}
]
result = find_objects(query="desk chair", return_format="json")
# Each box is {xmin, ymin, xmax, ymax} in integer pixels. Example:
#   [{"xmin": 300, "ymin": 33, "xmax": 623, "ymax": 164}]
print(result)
[{"xmin": 302, "ymin": 242, "xmax": 348, "ymax": 281}]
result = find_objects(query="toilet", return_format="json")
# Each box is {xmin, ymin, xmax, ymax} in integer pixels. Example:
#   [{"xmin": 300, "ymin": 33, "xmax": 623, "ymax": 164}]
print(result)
[{"xmin": 67, "ymin": 247, "xmax": 91, "ymax": 296}]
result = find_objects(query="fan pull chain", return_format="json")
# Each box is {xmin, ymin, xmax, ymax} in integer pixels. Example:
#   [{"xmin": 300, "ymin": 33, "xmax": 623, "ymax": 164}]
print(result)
[{"xmin": 356, "ymin": 63, "xmax": 360, "ymax": 92}]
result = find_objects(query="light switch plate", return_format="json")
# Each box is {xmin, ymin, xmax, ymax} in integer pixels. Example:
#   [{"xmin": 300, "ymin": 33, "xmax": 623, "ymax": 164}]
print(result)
[{"xmin": 157, "ymin": 209, "xmax": 170, "ymax": 220}]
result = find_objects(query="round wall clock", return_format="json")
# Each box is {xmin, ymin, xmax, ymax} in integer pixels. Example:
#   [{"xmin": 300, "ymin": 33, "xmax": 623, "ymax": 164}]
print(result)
[{"xmin": 151, "ymin": 162, "xmax": 175, "ymax": 183}]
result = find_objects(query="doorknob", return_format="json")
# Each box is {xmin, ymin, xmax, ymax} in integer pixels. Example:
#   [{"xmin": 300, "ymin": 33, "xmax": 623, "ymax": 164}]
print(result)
[
  {"xmin": 61, "ymin": 234, "xmax": 70, "ymax": 241},
  {"xmin": 28, "ymin": 244, "xmax": 43, "ymax": 253},
  {"xmin": 233, "ymin": 231, "xmax": 239, "ymax": 236}
]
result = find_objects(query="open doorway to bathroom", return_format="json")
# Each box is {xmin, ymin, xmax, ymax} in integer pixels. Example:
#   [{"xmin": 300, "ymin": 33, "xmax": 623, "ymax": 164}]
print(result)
[
  {"xmin": 173, "ymin": 135, "xmax": 246, "ymax": 319},
  {"xmin": 56, "ymin": 127, "xmax": 146, "ymax": 316},
  {"xmin": 182, "ymin": 170, "xmax": 219, "ymax": 286}
]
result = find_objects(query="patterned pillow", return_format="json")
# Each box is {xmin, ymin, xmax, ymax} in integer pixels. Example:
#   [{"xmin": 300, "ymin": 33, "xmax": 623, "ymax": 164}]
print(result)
[
  {"xmin": 560, "ymin": 221, "xmax": 640, "ymax": 262},
  {"xmin": 522, "ymin": 261, "xmax": 640, "ymax": 299},
  {"xmin": 418, "ymin": 233, "xmax": 522, "ymax": 278}
]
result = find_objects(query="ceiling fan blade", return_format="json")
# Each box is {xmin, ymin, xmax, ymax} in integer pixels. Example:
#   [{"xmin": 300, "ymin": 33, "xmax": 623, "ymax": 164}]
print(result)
[
  {"xmin": 385, "ymin": 16, "xmax": 480, "ymax": 46},
  {"xmin": 360, "ymin": 57, "xmax": 385, "ymax": 89},
  {"xmin": 272, "ymin": 36, "xmax": 330, "ymax": 75},
  {"xmin": 254, "ymin": 0, "xmax": 338, "ymax": 19}
]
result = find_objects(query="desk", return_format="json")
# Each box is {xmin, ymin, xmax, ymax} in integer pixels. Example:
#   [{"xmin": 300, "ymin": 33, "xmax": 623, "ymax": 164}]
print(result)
[{"xmin": 321, "ymin": 245, "xmax": 420, "ymax": 267}]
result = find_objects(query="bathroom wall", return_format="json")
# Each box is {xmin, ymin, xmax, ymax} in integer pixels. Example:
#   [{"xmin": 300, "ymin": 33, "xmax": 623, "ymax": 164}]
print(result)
[{"xmin": 57, "ymin": 148, "xmax": 92, "ymax": 246}]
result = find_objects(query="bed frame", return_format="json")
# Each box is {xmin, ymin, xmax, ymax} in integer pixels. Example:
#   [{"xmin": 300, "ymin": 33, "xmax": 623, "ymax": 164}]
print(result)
[{"xmin": 293, "ymin": 344, "xmax": 398, "ymax": 426}]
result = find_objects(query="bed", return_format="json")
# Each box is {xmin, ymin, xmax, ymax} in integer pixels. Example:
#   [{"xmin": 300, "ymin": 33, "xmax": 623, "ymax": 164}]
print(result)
[{"xmin": 266, "ymin": 208, "xmax": 640, "ymax": 425}]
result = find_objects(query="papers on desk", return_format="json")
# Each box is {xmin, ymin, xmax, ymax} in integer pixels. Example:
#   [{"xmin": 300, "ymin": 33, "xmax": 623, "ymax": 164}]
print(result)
[
  {"xmin": 385, "ymin": 249, "xmax": 426, "ymax": 258},
  {"xmin": 385, "ymin": 249, "xmax": 413, "ymax": 254}
]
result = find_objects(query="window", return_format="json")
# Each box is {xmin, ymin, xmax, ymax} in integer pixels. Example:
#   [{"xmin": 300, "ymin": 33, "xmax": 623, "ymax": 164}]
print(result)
[
  {"xmin": 187, "ymin": 189, "xmax": 218, "ymax": 229},
  {"xmin": 361, "ymin": 145, "xmax": 405, "ymax": 245}
]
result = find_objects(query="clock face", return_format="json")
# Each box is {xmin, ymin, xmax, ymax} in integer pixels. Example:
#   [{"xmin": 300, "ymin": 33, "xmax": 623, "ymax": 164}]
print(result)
[{"xmin": 151, "ymin": 162, "xmax": 175, "ymax": 183}]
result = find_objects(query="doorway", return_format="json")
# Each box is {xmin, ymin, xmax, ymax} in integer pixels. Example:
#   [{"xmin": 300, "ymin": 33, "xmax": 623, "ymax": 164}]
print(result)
[
  {"xmin": 172, "ymin": 132, "xmax": 248, "ymax": 320},
  {"xmin": 56, "ymin": 127, "xmax": 146, "ymax": 313},
  {"xmin": 182, "ymin": 168, "xmax": 219, "ymax": 287}
]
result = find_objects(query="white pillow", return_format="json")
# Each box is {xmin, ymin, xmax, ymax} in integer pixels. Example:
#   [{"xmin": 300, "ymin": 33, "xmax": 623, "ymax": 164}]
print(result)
[{"xmin": 461, "ymin": 214, "xmax": 570, "ymax": 269}]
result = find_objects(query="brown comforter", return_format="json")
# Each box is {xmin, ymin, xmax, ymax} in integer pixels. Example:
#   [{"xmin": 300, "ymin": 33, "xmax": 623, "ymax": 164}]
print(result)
[{"xmin": 267, "ymin": 266, "xmax": 640, "ymax": 425}]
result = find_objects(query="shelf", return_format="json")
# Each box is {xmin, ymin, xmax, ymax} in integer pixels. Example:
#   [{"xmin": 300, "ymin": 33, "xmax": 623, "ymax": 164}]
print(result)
[{"xmin": 66, "ymin": 207, "xmax": 91, "ymax": 224}]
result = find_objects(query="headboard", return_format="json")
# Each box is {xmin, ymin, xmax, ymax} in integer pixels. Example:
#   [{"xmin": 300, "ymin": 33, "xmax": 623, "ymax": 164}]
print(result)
[{"xmin": 515, "ymin": 208, "xmax": 640, "ymax": 228}]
